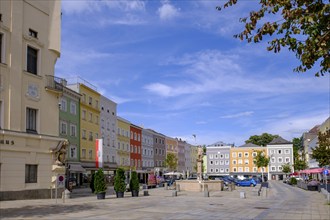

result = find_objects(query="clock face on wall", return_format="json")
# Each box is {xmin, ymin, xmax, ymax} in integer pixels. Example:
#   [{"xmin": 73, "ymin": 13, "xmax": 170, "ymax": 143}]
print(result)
[{"xmin": 28, "ymin": 84, "xmax": 39, "ymax": 98}]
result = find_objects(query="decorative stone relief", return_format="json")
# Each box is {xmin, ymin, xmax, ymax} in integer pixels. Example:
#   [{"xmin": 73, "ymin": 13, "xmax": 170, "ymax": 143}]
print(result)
[{"xmin": 26, "ymin": 83, "xmax": 40, "ymax": 100}]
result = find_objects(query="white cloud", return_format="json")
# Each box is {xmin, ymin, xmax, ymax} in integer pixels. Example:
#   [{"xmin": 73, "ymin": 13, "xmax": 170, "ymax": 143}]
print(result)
[
  {"xmin": 62, "ymin": 0, "xmax": 101, "ymax": 14},
  {"xmin": 220, "ymin": 111, "xmax": 254, "ymax": 119},
  {"xmin": 158, "ymin": 2, "xmax": 180, "ymax": 21}
]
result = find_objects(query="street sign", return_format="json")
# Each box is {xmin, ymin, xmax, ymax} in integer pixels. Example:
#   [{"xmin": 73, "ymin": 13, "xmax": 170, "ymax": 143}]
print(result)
[
  {"xmin": 324, "ymin": 169, "xmax": 329, "ymax": 175},
  {"xmin": 57, "ymin": 175, "xmax": 65, "ymax": 188}
]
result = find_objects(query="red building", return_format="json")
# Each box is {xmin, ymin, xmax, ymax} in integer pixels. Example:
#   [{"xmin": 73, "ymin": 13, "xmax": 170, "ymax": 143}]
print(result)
[{"xmin": 130, "ymin": 124, "xmax": 142, "ymax": 170}]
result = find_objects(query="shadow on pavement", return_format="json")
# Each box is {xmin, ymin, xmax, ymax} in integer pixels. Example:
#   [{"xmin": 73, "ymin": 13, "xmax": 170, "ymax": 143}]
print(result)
[{"xmin": 1, "ymin": 204, "xmax": 96, "ymax": 218}]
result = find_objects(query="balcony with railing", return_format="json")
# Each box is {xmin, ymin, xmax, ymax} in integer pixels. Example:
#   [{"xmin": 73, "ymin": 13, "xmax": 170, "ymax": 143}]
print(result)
[{"xmin": 45, "ymin": 75, "xmax": 67, "ymax": 93}]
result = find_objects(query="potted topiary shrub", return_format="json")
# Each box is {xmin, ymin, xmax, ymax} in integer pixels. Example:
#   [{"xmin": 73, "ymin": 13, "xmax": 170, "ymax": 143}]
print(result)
[
  {"xmin": 130, "ymin": 171, "xmax": 140, "ymax": 197},
  {"xmin": 114, "ymin": 167, "xmax": 126, "ymax": 198},
  {"xmin": 94, "ymin": 168, "xmax": 107, "ymax": 199}
]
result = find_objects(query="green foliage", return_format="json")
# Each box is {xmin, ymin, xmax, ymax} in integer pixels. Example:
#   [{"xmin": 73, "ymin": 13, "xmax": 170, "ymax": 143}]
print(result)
[
  {"xmin": 129, "ymin": 171, "xmax": 140, "ymax": 191},
  {"xmin": 294, "ymin": 156, "xmax": 308, "ymax": 171},
  {"xmin": 246, "ymin": 133, "xmax": 279, "ymax": 146},
  {"xmin": 281, "ymin": 163, "xmax": 292, "ymax": 174},
  {"xmin": 312, "ymin": 130, "xmax": 330, "ymax": 167},
  {"xmin": 94, "ymin": 168, "xmax": 107, "ymax": 194},
  {"xmin": 217, "ymin": 0, "xmax": 330, "ymax": 77},
  {"xmin": 114, "ymin": 168, "xmax": 126, "ymax": 193},
  {"xmin": 290, "ymin": 177, "xmax": 297, "ymax": 185},
  {"xmin": 165, "ymin": 153, "xmax": 178, "ymax": 171},
  {"xmin": 253, "ymin": 150, "xmax": 270, "ymax": 168}
]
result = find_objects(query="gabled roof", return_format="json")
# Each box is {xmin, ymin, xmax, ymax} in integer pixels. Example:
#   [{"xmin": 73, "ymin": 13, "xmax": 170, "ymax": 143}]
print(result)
[
  {"xmin": 269, "ymin": 136, "xmax": 292, "ymax": 145},
  {"xmin": 238, "ymin": 143, "xmax": 262, "ymax": 148}
]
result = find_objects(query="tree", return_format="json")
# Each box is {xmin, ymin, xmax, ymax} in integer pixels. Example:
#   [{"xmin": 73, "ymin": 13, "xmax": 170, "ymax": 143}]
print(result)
[
  {"xmin": 292, "ymin": 137, "xmax": 308, "ymax": 171},
  {"xmin": 311, "ymin": 130, "xmax": 330, "ymax": 167},
  {"xmin": 94, "ymin": 168, "xmax": 107, "ymax": 194},
  {"xmin": 165, "ymin": 153, "xmax": 178, "ymax": 171},
  {"xmin": 217, "ymin": 0, "xmax": 330, "ymax": 76},
  {"xmin": 253, "ymin": 150, "xmax": 270, "ymax": 182},
  {"xmin": 282, "ymin": 163, "xmax": 292, "ymax": 175},
  {"xmin": 245, "ymin": 133, "xmax": 279, "ymax": 146}
]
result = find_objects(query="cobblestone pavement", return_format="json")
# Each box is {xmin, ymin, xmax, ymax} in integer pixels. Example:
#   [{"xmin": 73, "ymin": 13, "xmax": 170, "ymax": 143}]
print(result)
[{"xmin": 0, "ymin": 181, "xmax": 329, "ymax": 220}]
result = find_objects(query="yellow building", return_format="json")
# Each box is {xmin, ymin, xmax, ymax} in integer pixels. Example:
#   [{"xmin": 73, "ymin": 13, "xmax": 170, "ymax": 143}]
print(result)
[
  {"xmin": 230, "ymin": 143, "xmax": 268, "ymax": 178},
  {"xmin": 117, "ymin": 116, "xmax": 130, "ymax": 170},
  {"xmin": 68, "ymin": 82, "xmax": 100, "ymax": 171},
  {"xmin": 0, "ymin": 0, "xmax": 67, "ymax": 200}
]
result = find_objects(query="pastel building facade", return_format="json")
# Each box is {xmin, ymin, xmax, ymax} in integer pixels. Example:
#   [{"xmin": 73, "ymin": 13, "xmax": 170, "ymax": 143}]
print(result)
[
  {"xmin": 117, "ymin": 116, "xmax": 130, "ymax": 169},
  {"xmin": 0, "ymin": 0, "xmax": 67, "ymax": 200},
  {"xmin": 165, "ymin": 137, "xmax": 178, "ymax": 171},
  {"xmin": 206, "ymin": 141, "xmax": 232, "ymax": 177},
  {"xmin": 67, "ymin": 82, "xmax": 100, "ymax": 171},
  {"xmin": 100, "ymin": 95, "xmax": 117, "ymax": 171},
  {"xmin": 142, "ymin": 128, "xmax": 154, "ymax": 170},
  {"xmin": 230, "ymin": 143, "xmax": 268, "ymax": 179},
  {"xmin": 130, "ymin": 124, "xmax": 142, "ymax": 171},
  {"xmin": 267, "ymin": 137, "xmax": 294, "ymax": 180}
]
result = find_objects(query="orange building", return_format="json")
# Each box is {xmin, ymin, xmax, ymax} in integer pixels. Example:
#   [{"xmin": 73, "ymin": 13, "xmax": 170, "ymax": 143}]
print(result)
[{"xmin": 230, "ymin": 143, "xmax": 268, "ymax": 178}]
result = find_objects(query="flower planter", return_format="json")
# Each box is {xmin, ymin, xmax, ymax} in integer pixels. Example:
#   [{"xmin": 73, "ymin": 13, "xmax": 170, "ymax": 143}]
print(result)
[
  {"xmin": 97, "ymin": 192, "xmax": 106, "ymax": 199},
  {"xmin": 116, "ymin": 191, "xmax": 124, "ymax": 198},
  {"xmin": 131, "ymin": 190, "xmax": 139, "ymax": 197}
]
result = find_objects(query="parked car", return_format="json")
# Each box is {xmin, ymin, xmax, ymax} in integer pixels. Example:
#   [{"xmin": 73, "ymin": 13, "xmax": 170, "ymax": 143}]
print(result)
[
  {"xmin": 236, "ymin": 178, "xmax": 257, "ymax": 187},
  {"xmin": 252, "ymin": 177, "xmax": 262, "ymax": 184}
]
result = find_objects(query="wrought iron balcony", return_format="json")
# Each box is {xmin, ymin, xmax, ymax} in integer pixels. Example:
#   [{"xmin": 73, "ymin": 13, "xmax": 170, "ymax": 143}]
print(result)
[{"xmin": 45, "ymin": 75, "xmax": 67, "ymax": 93}]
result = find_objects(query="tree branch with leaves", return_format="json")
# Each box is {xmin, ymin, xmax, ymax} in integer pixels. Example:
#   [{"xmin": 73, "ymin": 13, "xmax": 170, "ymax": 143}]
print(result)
[{"xmin": 217, "ymin": 0, "xmax": 330, "ymax": 76}]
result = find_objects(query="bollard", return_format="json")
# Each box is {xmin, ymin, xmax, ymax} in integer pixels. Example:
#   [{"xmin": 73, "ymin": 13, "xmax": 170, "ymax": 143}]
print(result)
[
  {"xmin": 164, "ymin": 183, "xmax": 168, "ymax": 190},
  {"xmin": 204, "ymin": 184, "xmax": 208, "ymax": 192},
  {"xmin": 200, "ymin": 184, "xmax": 203, "ymax": 192},
  {"xmin": 240, "ymin": 191, "xmax": 246, "ymax": 199},
  {"xmin": 176, "ymin": 184, "xmax": 180, "ymax": 192},
  {"xmin": 172, "ymin": 190, "xmax": 177, "ymax": 197}
]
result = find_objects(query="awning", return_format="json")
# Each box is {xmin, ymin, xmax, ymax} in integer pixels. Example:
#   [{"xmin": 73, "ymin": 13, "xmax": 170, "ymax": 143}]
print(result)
[
  {"xmin": 299, "ymin": 168, "xmax": 324, "ymax": 174},
  {"xmin": 69, "ymin": 164, "xmax": 86, "ymax": 173}
]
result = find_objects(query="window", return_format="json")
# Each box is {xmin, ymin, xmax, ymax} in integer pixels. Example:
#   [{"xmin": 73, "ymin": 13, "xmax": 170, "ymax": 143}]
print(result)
[
  {"xmin": 209, "ymin": 154, "xmax": 213, "ymax": 159},
  {"xmin": 252, "ymin": 152, "xmax": 257, "ymax": 157},
  {"xmin": 253, "ymin": 167, "xmax": 257, "ymax": 172},
  {"xmin": 209, "ymin": 160, "xmax": 213, "ymax": 165},
  {"xmin": 82, "ymin": 129, "xmax": 86, "ymax": 139},
  {"xmin": 232, "ymin": 152, "xmax": 237, "ymax": 158},
  {"xmin": 278, "ymin": 166, "xmax": 283, "ymax": 171},
  {"xmin": 89, "ymin": 97, "xmax": 92, "ymax": 105},
  {"xmin": 215, "ymin": 168, "xmax": 219, "ymax": 173},
  {"xmin": 278, "ymin": 150, "xmax": 282, "ymax": 154},
  {"xmin": 29, "ymin": 29, "xmax": 38, "ymax": 38},
  {"xmin": 81, "ymin": 149, "xmax": 86, "ymax": 158},
  {"xmin": 244, "ymin": 152, "xmax": 249, "ymax": 157},
  {"xmin": 285, "ymin": 157, "xmax": 290, "ymax": 163},
  {"xmin": 88, "ymin": 150, "xmax": 93, "ymax": 159},
  {"xmin": 225, "ymin": 154, "xmax": 229, "ymax": 159},
  {"xmin": 27, "ymin": 46, "xmax": 38, "ymax": 74},
  {"xmin": 285, "ymin": 149, "xmax": 290, "ymax": 154},
  {"xmin": 270, "ymin": 150, "xmax": 275, "ymax": 154},
  {"xmin": 70, "ymin": 124, "xmax": 76, "ymax": 137},
  {"xmin": 238, "ymin": 167, "xmax": 243, "ymax": 172},
  {"xmin": 89, "ymin": 112, "xmax": 92, "ymax": 122},
  {"xmin": 82, "ymin": 110, "xmax": 86, "ymax": 120},
  {"xmin": 25, "ymin": 164, "xmax": 38, "ymax": 183},
  {"xmin": 245, "ymin": 167, "xmax": 249, "ymax": 172},
  {"xmin": 271, "ymin": 166, "xmax": 276, "ymax": 171},
  {"xmin": 89, "ymin": 131, "xmax": 93, "ymax": 141},
  {"xmin": 60, "ymin": 121, "xmax": 67, "ymax": 135},
  {"xmin": 225, "ymin": 160, "xmax": 229, "ymax": 165},
  {"xmin": 225, "ymin": 168, "xmax": 229, "ymax": 173},
  {"xmin": 26, "ymin": 107, "xmax": 37, "ymax": 133},
  {"xmin": 244, "ymin": 159, "xmax": 249, "ymax": 165},
  {"xmin": 215, "ymin": 160, "xmax": 219, "ymax": 165},
  {"xmin": 238, "ymin": 159, "xmax": 243, "ymax": 164},
  {"xmin": 138, "ymin": 134, "xmax": 140, "ymax": 141},
  {"xmin": 95, "ymin": 100, "xmax": 98, "ymax": 109},
  {"xmin": 0, "ymin": 32, "xmax": 4, "ymax": 63},
  {"xmin": 210, "ymin": 168, "xmax": 214, "ymax": 173},
  {"xmin": 232, "ymin": 160, "xmax": 237, "ymax": 165},
  {"xmin": 238, "ymin": 153, "xmax": 242, "ymax": 158},
  {"xmin": 214, "ymin": 154, "xmax": 218, "ymax": 159},
  {"xmin": 82, "ymin": 94, "xmax": 86, "ymax": 103},
  {"xmin": 70, "ymin": 146, "xmax": 77, "ymax": 159},
  {"xmin": 220, "ymin": 160, "xmax": 224, "ymax": 165},
  {"xmin": 233, "ymin": 167, "xmax": 237, "ymax": 172},
  {"xmin": 278, "ymin": 157, "xmax": 283, "ymax": 163},
  {"xmin": 271, "ymin": 157, "xmax": 275, "ymax": 163},
  {"xmin": 70, "ymin": 102, "xmax": 76, "ymax": 115},
  {"xmin": 220, "ymin": 154, "xmax": 224, "ymax": 159}
]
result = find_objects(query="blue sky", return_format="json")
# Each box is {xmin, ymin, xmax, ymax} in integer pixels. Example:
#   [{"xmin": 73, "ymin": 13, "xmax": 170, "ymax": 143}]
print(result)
[{"xmin": 55, "ymin": 0, "xmax": 330, "ymax": 146}]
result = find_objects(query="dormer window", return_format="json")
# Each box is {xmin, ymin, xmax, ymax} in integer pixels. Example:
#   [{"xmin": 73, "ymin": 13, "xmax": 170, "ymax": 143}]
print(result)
[{"xmin": 29, "ymin": 29, "xmax": 38, "ymax": 38}]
